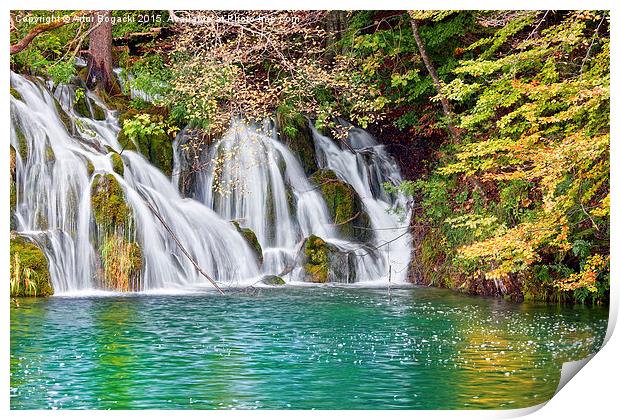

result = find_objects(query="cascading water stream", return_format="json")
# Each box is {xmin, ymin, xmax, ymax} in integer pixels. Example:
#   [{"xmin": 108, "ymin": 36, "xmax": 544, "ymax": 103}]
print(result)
[
  {"xmin": 10, "ymin": 72, "xmax": 260, "ymax": 294},
  {"xmin": 181, "ymin": 119, "xmax": 412, "ymax": 284},
  {"xmin": 310, "ymin": 124, "xmax": 413, "ymax": 283},
  {"xmin": 11, "ymin": 71, "xmax": 412, "ymax": 294}
]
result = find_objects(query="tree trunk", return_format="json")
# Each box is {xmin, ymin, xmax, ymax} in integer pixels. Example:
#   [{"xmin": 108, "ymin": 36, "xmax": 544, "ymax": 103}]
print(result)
[
  {"xmin": 87, "ymin": 10, "xmax": 117, "ymax": 94},
  {"xmin": 408, "ymin": 14, "xmax": 460, "ymax": 142}
]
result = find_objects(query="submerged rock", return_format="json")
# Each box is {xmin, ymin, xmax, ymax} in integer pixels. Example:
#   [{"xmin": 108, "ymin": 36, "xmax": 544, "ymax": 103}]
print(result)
[
  {"xmin": 45, "ymin": 145, "xmax": 55, "ymax": 163},
  {"xmin": 9, "ymin": 235, "xmax": 53, "ymax": 297},
  {"xmin": 86, "ymin": 159, "xmax": 95, "ymax": 176},
  {"xmin": 232, "ymin": 221, "xmax": 263, "ymax": 266},
  {"xmin": 310, "ymin": 169, "xmax": 372, "ymax": 242},
  {"xmin": 261, "ymin": 275, "xmax": 286, "ymax": 286},
  {"xmin": 90, "ymin": 174, "xmax": 142, "ymax": 291}
]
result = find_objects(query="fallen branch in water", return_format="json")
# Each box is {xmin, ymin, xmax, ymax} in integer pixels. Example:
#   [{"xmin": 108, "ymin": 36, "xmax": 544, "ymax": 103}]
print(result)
[{"xmin": 137, "ymin": 189, "xmax": 225, "ymax": 295}]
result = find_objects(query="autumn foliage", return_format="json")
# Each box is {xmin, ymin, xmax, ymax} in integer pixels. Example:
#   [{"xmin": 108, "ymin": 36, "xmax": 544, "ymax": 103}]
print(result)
[{"xmin": 407, "ymin": 11, "xmax": 609, "ymax": 302}]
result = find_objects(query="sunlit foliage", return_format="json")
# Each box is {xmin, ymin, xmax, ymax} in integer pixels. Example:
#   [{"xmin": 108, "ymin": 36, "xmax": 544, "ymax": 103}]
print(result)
[{"xmin": 406, "ymin": 11, "xmax": 609, "ymax": 303}]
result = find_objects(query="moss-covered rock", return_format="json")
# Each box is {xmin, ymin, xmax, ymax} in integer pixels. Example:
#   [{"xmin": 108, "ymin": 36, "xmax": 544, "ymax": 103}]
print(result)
[
  {"xmin": 69, "ymin": 84, "xmax": 106, "ymax": 121},
  {"xmin": 303, "ymin": 234, "xmax": 358, "ymax": 283},
  {"xmin": 276, "ymin": 106, "xmax": 318, "ymax": 176},
  {"xmin": 91, "ymin": 174, "xmax": 131, "ymax": 228},
  {"xmin": 86, "ymin": 159, "xmax": 95, "ymax": 176},
  {"xmin": 118, "ymin": 107, "xmax": 173, "ymax": 175},
  {"xmin": 261, "ymin": 275, "xmax": 285, "ymax": 286},
  {"xmin": 303, "ymin": 235, "xmax": 330, "ymax": 283},
  {"xmin": 45, "ymin": 145, "xmax": 55, "ymax": 163},
  {"xmin": 10, "ymin": 87, "xmax": 22, "ymax": 101},
  {"xmin": 74, "ymin": 92, "xmax": 91, "ymax": 118},
  {"xmin": 110, "ymin": 152, "xmax": 124, "ymax": 176},
  {"xmin": 91, "ymin": 102, "xmax": 106, "ymax": 121},
  {"xmin": 310, "ymin": 169, "xmax": 372, "ymax": 242},
  {"xmin": 90, "ymin": 174, "xmax": 143, "ymax": 291},
  {"xmin": 53, "ymin": 97, "xmax": 76, "ymax": 135},
  {"xmin": 232, "ymin": 221, "xmax": 263, "ymax": 266},
  {"xmin": 96, "ymin": 87, "xmax": 131, "ymax": 114},
  {"xmin": 117, "ymin": 128, "xmax": 137, "ymax": 152},
  {"xmin": 10, "ymin": 146, "xmax": 17, "ymax": 230},
  {"xmin": 10, "ymin": 235, "xmax": 53, "ymax": 297},
  {"xmin": 13, "ymin": 121, "xmax": 28, "ymax": 160},
  {"xmin": 141, "ymin": 130, "xmax": 173, "ymax": 175}
]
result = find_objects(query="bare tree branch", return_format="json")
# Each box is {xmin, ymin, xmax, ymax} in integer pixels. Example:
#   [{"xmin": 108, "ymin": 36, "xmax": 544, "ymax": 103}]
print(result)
[{"xmin": 10, "ymin": 11, "xmax": 88, "ymax": 54}]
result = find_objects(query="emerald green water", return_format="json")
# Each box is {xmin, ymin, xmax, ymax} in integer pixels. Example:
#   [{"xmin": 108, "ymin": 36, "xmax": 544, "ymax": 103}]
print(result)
[{"xmin": 10, "ymin": 286, "xmax": 607, "ymax": 410}]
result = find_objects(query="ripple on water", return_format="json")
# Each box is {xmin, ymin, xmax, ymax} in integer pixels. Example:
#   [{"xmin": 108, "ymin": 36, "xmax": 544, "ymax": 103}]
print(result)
[{"xmin": 10, "ymin": 287, "xmax": 608, "ymax": 409}]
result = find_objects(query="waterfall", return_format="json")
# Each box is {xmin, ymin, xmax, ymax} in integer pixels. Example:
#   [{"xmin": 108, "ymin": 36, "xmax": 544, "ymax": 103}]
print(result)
[
  {"xmin": 182, "ymin": 119, "xmax": 412, "ymax": 285},
  {"xmin": 10, "ymin": 73, "xmax": 260, "ymax": 294},
  {"xmin": 310, "ymin": 124, "xmax": 413, "ymax": 283},
  {"xmin": 10, "ymin": 71, "xmax": 412, "ymax": 294}
]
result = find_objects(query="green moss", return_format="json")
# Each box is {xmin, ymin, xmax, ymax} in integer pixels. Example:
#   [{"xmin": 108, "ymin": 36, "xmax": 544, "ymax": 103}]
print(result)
[
  {"xmin": 10, "ymin": 236, "xmax": 53, "ymax": 297},
  {"xmin": 232, "ymin": 221, "xmax": 263, "ymax": 266},
  {"xmin": 74, "ymin": 93, "xmax": 91, "ymax": 118},
  {"xmin": 91, "ymin": 174, "xmax": 131, "ymax": 229},
  {"xmin": 110, "ymin": 152, "xmax": 124, "ymax": 176},
  {"xmin": 303, "ymin": 234, "xmax": 329, "ymax": 283},
  {"xmin": 10, "ymin": 146, "xmax": 17, "ymax": 230},
  {"xmin": 13, "ymin": 122, "xmax": 28, "ymax": 160},
  {"xmin": 92, "ymin": 102, "xmax": 106, "ymax": 120},
  {"xmin": 96, "ymin": 86, "xmax": 132, "ymax": 115},
  {"xmin": 310, "ymin": 169, "xmax": 371, "ymax": 241},
  {"xmin": 53, "ymin": 97, "xmax": 76, "ymax": 134},
  {"xmin": 10, "ymin": 87, "xmax": 22, "ymax": 101},
  {"xmin": 117, "ymin": 129, "xmax": 137, "ymax": 151},
  {"xmin": 90, "ymin": 174, "xmax": 143, "ymax": 291},
  {"xmin": 118, "ymin": 107, "xmax": 173, "ymax": 175},
  {"xmin": 417, "ymin": 228, "xmax": 454, "ymax": 288},
  {"xmin": 144, "ymin": 131, "xmax": 173, "ymax": 175},
  {"xmin": 276, "ymin": 106, "xmax": 318, "ymax": 175},
  {"xmin": 45, "ymin": 146, "xmax": 55, "ymax": 163},
  {"xmin": 261, "ymin": 275, "xmax": 285, "ymax": 286},
  {"xmin": 86, "ymin": 159, "xmax": 95, "ymax": 176}
]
